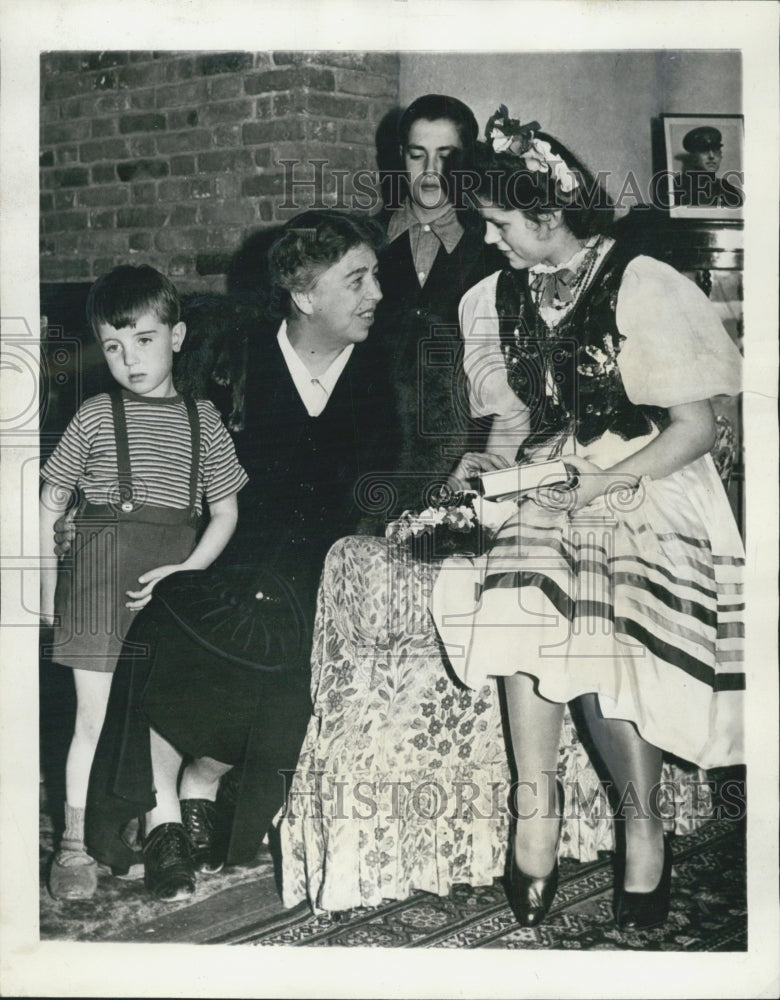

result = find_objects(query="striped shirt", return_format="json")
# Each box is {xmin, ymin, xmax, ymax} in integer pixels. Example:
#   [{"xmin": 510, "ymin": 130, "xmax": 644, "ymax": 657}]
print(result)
[{"xmin": 41, "ymin": 392, "xmax": 248, "ymax": 514}]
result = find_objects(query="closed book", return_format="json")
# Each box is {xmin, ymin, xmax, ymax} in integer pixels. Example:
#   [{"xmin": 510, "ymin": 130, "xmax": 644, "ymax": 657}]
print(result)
[{"xmin": 479, "ymin": 459, "xmax": 571, "ymax": 500}]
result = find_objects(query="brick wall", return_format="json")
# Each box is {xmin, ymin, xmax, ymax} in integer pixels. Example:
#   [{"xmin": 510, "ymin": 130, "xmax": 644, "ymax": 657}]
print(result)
[{"xmin": 40, "ymin": 51, "xmax": 400, "ymax": 292}]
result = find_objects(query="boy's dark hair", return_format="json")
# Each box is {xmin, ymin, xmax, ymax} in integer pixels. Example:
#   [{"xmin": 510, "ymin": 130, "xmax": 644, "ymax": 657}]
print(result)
[
  {"xmin": 398, "ymin": 94, "xmax": 479, "ymax": 150},
  {"xmin": 86, "ymin": 264, "xmax": 180, "ymax": 335},
  {"xmin": 463, "ymin": 134, "xmax": 615, "ymax": 239},
  {"xmin": 268, "ymin": 210, "xmax": 384, "ymax": 318}
]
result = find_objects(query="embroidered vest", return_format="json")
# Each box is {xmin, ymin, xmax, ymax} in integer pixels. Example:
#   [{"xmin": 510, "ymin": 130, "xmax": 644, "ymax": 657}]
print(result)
[{"xmin": 495, "ymin": 242, "xmax": 669, "ymax": 458}]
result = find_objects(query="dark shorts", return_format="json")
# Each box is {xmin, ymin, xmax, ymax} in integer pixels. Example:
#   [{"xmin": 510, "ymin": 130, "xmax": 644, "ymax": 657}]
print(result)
[{"xmin": 51, "ymin": 511, "xmax": 196, "ymax": 672}]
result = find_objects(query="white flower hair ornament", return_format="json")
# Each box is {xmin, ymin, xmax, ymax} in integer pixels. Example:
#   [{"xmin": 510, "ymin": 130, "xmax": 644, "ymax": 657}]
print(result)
[{"xmin": 486, "ymin": 106, "xmax": 580, "ymax": 194}]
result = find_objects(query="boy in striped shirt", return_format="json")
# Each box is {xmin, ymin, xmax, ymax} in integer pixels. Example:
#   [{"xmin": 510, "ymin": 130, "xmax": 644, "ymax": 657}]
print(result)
[{"xmin": 40, "ymin": 265, "xmax": 247, "ymax": 901}]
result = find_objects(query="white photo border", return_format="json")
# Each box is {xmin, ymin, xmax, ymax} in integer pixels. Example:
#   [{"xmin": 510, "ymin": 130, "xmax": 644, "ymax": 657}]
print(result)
[{"xmin": 2, "ymin": 2, "xmax": 778, "ymax": 999}]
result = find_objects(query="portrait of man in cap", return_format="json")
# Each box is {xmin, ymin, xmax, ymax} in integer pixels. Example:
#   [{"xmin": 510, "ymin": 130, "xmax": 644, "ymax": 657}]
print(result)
[{"xmin": 663, "ymin": 116, "xmax": 745, "ymax": 213}]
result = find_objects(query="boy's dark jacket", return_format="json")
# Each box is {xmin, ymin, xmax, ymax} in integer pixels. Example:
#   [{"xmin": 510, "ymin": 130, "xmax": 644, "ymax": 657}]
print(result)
[{"xmin": 371, "ymin": 207, "xmax": 504, "ymax": 513}]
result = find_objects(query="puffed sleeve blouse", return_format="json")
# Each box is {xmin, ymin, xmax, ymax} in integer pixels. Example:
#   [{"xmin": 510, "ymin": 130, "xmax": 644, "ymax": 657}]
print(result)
[{"xmin": 460, "ymin": 254, "xmax": 743, "ymax": 423}]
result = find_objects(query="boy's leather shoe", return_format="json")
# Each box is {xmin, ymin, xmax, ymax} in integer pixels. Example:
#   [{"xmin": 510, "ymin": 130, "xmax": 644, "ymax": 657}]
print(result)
[{"xmin": 143, "ymin": 822, "xmax": 195, "ymax": 901}]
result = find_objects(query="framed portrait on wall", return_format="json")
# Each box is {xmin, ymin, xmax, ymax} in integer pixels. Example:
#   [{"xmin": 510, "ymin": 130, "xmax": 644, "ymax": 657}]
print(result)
[{"xmin": 661, "ymin": 113, "xmax": 745, "ymax": 220}]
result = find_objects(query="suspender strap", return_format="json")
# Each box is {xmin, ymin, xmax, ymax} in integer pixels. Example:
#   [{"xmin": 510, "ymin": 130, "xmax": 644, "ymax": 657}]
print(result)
[
  {"xmin": 109, "ymin": 390, "xmax": 133, "ymax": 507},
  {"xmin": 109, "ymin": 390, "xmax": 201, "ymax": 515},
  {"xmin": 184, "ymin": 396, "xmax": 201, "ymax": 513}
]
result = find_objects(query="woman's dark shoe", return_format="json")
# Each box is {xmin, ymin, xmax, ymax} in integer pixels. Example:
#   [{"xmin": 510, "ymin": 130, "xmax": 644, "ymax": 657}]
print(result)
[
  {"xmin": 180, "ymin": 798, "xmax": 225, "ymax": 874},
  {"xmin": 507, "ymin": 858, "xmax": 560, "ymax": 927},
  {"xmin": 614, "ymin": 836, "xmax": 673, "ymax": 931},
  {"xmin": 143, "ymin": 822, "xmax": 196, "ymax": 901},
  {"xmin": 505, "ymin": 779, "xmax": 564, "ymax": 928}
]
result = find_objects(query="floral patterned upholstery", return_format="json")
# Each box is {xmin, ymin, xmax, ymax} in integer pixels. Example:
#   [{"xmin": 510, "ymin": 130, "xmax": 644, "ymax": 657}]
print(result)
[
  {"xmin": 711, "ymin": 413, "xmax": 737, "ymax": 485},
  {"xmin": 280, "ymin": 536, "xmax": 711, "ymax": 913}
]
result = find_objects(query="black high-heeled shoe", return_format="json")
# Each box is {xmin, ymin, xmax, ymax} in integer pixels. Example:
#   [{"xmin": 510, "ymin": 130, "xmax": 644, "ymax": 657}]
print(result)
[
  {"xmin": 506, "ymin": 856, "xmax": 560, "ymax": 928},
  {"xmin": 505, "ymin": 779, "xmax": 564, "ymax": 928},
  {"xmin": 614, "ymin": 836, "xmax": 673, "ymax": 931}
]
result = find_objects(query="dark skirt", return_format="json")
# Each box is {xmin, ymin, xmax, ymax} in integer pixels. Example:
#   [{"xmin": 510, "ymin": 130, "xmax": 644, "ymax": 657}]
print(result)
[{"xmin": 85, "ymin": 566, "xmax": 313, "ymax": 868}]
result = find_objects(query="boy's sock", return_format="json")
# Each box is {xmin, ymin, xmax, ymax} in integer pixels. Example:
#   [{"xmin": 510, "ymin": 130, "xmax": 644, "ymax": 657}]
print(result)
[
  {"xmin": 60, "ymin": 802, "xmax": 89, "ymax": 855},
  {"xmin": 49, "ymin": 803, "xmax": 98, "ymax": 900}
]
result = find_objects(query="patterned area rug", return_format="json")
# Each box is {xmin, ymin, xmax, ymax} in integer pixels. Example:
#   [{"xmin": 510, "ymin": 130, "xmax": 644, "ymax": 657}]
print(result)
[
  {"xmin": 208, "ymin": 818, "xmax": 746, "ymax": 950},
  {"xmin": 40, "ymin": 806, "xmax": 745, "ymax": 949}
]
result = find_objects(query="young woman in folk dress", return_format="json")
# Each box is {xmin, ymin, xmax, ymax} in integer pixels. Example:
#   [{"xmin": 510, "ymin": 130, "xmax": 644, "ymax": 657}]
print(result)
[{"xmin": 433, "ymin": 109, "xmax": 744, "ymax": 930}]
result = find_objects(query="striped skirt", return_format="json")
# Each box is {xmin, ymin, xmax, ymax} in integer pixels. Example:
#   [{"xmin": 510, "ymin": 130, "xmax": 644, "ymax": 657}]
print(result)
[{"xmin": 432, "ymin": 453, "xmax": 744, "ymax": 768}]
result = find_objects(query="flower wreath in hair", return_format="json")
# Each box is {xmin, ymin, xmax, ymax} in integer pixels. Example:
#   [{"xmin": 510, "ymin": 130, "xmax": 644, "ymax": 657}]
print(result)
[{"xmin": 486, "ymin": 105, "xmax": 580, "ymax": 196}]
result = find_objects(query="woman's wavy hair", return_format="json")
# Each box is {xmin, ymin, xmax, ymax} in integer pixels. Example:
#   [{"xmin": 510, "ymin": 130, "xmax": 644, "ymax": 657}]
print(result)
[
  {"xmin": 268, "ymin": 209, "xmax": 384, "ymax": 318},
  {"xmin": 460, "ymin": 133, "xmax": 615, "ymax": 239}
]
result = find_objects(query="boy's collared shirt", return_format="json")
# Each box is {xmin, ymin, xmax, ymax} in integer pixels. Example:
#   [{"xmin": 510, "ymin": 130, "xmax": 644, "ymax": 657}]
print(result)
[
  {"xmin": 277, "ymin": 321, "xmax": 354, "ymax": 417},
  {"xmin": 386, "ymin": 199, "xmax": 463, "ymax": 287}
]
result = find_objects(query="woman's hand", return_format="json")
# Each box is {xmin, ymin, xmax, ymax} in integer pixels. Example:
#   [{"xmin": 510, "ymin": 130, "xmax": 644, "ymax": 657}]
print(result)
[
  {"xmin": 534, "ymin": 455, "xmax": 604, "ymax": 512},
  {"xmin": 53, "ymin": 509, "xmax": 76, "ymax": 558},
  {"xmin": 538, "ymin": 401, "xmax": 716, "ymax": 514},
  {"xmin": 447, "ymin": 451, "xmax": 511, "ymax": 492},
  {"xmin": 559, "ymin": 454, "xmax": 608, "ymax": 511},
  {"xmin": 40, "ymin": 482, "xmax": 73, "ymax": 625},
  {"xmin": 534, "ymin": 454, "xmax": 640, "ymax": 512},
  {"xmin": 125, "ymin": 564, "xmax": 183, "ymax": 611}
]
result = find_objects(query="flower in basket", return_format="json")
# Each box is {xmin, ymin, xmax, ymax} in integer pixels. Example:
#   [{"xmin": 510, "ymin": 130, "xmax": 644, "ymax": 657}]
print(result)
[{"xmin": 385, "ymin": 490, "xmax": 517, "ymax": 557}]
